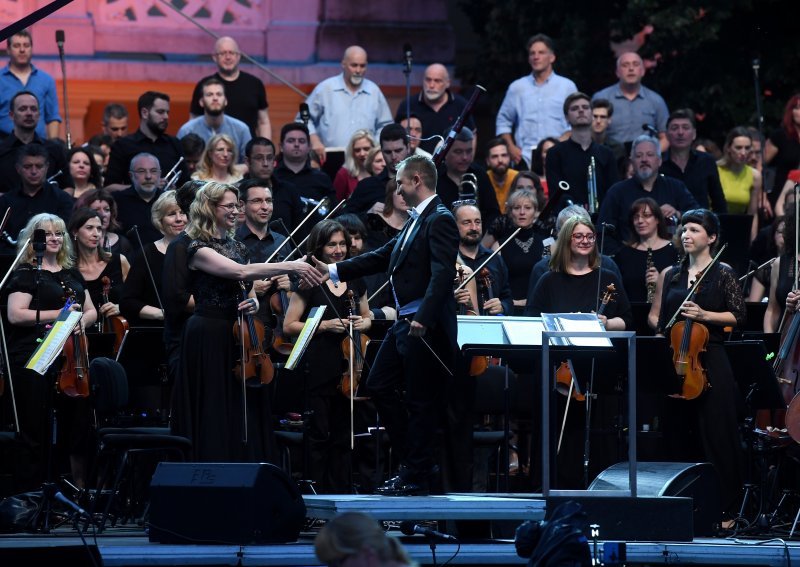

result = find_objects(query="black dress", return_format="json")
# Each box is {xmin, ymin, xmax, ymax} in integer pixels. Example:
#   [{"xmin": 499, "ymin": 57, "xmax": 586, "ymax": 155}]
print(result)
[
  {"xmin": 489, "ymin": 217, "xmax": 545, "ymax": 304},
  {"xmin": 171, "ymin": 237, "xmax": 276, "ymax": 463},
  {"xmin": 80, "ymin": 253, "xmax": 125, "ymax": 321},
  {"xmin": 2, "ymin": 265, "xmax": 91, "ymax": 490},
  {"xmin": 295, "ymin": 279, "xmax": 366, "ymax": 493},
  {"xmin": 614, "ymin": 243, "xmax": 680, "ymax": 302},
  {"xmin": 657, "ymin": 261, "xmax": 746, "ymax": 517},
  {"xmin": 120, "ymin": 242, "xmax": 164, "ymax": 326},
  {"xmin": 773, "ymin": 253, "xmax": 794, "ymax": 324}
]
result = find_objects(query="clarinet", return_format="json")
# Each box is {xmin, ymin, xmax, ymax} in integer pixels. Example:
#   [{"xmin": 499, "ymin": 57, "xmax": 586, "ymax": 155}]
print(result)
[{"xmin": 646, "ymin": 247, "xmax": 656, "ymax": 303}]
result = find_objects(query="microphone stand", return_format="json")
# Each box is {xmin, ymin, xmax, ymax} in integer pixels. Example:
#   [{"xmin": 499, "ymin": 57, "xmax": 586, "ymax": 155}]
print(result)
[
  {"xmin": 752, "ymin": 58, "xmax": 771, "ymax": 222},
  {"xmin": 55, "ymin": 31, "xmax": 72, "ymax": 149},
  {"xmin": 402, "ymin": 45, "xmax": 412, "ymax": 134}
]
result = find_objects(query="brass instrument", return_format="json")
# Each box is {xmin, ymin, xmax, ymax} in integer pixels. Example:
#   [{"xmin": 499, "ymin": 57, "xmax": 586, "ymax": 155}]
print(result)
[
  {"xmin": 460, "ymin": 172, "xmax": 478, "ymax": 205},
  {"xmin": 587, "ymin": 156, "xmax": 598, "ymax": 214},
  {"xmin": 646, "ymin": 246, "xmax": 656, "ymax": 303}
]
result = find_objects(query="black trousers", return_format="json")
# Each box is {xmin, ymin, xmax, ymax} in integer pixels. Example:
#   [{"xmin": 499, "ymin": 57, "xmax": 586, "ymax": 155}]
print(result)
[{"xmin": 364, "ymin": 319, "xmax": 452, "ymax": 476}]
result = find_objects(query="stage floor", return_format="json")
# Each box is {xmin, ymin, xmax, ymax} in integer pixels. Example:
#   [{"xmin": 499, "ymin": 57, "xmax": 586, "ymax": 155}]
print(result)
[{"xmin": 3, "ymin": 493, "xmax": 800, "ymax": 566}]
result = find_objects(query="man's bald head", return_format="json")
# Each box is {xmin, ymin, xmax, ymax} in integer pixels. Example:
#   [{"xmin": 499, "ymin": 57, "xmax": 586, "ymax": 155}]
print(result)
[
  {"xmin": 213, "ymin": 36, "xmax": 241, "ymax": 77},
  {"xmin": 342, "ymin": 46, "xmax": 368, "ymax": 89},
  {"xmin": 423, "ymin": 63, "xmax": 451, "ymax": 104}
]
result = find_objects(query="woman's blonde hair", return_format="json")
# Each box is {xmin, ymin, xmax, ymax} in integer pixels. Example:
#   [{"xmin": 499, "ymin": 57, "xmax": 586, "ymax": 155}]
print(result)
[
  {"xmin": 549, "ymin": 215, "xmax": 600, "ymax": 273},
  {"xmin": 186, "ymin": 181, "xmax": 238, "ymax": 241},
  {"xmin": 17, "ymin": 213, "xmax": 74, "ymax": 269},
  {"xmin": 195, "ymin": 134, "xmax": 238, "ymax": 179},
  {"xmin": 150, "ymin": 189, "xmax": 180, "ymax": 234},
  {"xmin": 344, "ymin": 129, "xmax": 377, "ymax": 177},
  {"xmin": 315, "ymin": 512, "xmax": 413, "ymax": 566}
]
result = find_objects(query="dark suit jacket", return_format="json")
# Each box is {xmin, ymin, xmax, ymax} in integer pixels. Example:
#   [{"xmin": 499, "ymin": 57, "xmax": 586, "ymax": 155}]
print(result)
[{"xmin": 336, "ymin": 195, "xmax": 458, "ymax": 346}]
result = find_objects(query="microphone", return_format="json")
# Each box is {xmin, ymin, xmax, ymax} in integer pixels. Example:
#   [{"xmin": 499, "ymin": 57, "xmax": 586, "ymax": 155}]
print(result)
[
  {"xmin": 600, "ymin": 222, "xmax": 616, "ymax": 233},
  {"xmin": 641, "ymin": 124, "xmax": 659, "ymax": 137},
  {"xmin": 126, "ymin": 225, "xmax": 139, "ymax": 238},
  {"xmin": 55, "ymin": 29, "xmax": 65, "ymax": 52},
  {"xmin": 43, "ymin": 483, "xmax": 89, "ymax": 519},
  {"xmin": 403, "ymin": 43, "xmax": 413, "ymax": 74},
  {"xmin": 299, "ymin": 103, "xmax": 311, "ymax": 126},
  {"xmin": 33, "ymin": 228, "xmax": 46, "ymax": 269},
  {"xmin": 399, "ymin": 520, "xmax": 457, "ymax": 541}
]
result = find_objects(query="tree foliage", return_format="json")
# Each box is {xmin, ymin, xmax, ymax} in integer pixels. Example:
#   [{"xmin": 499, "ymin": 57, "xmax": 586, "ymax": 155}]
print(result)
[{"xmin": 457, "ymin": 0, "xmax": 800, "ymax": 142}]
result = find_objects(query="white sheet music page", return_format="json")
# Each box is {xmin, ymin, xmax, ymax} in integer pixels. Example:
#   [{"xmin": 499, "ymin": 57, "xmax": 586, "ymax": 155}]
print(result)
[{"xmin": 555, "ymin": 316, "xmax": 611, "ymax": 347}]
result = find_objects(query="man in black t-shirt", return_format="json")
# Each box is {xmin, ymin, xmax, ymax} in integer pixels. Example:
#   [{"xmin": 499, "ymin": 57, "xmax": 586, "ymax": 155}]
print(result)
[
  {"xmin": 189, "ymin": 36, "xmax": 271, "ymax": 139},
  {"xmin": 242, "ymin": 137, "xmax": 302, "ymax": 235}
]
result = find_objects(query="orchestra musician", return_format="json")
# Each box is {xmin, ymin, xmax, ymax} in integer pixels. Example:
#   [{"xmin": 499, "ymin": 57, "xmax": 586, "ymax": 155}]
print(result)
[
  {"xmin": 169, "ymin": 181, "xmax": 323, "ymax": 462},
  {"xmin": 648, "ymin": 208, "xmax": 746, "ymax": 526},
  {"xmin": 4, "ymin": 214, "xmax": 97, "ymax": 489},
  {"xmin": 314, "ymin": 155, "xmax": 459, "ymax": 496},
  {"xmin": 74, "ymin": 188, "xmax": 133, "ymax": 258},
  {"xmin": 283, "ymin": 219, "xmax": 371, "ymax": 493}
]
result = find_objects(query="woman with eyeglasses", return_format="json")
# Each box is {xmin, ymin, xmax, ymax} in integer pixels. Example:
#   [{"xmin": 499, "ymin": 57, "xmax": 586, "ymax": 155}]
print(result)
[
  {"xmin": 648, "ymin": 208, "xmax": 745, "ymax": 527},
  {"xmin": 171, "ymin": 182, "xmax": 323, "ymax": 463},
  {"xmin": 482, "ymin": 188, "xmax": 545, "ymax": 313},
  {"xmin": 4, "ymin": 213, "xmax": 98, "ymax": 490},
  {"xmin": 68, "ymin": 207, "xmax": 130, "ymax": 329},
  {"xmin": 613, "ymin": 197, "xmax": 679, "ymax": 304},
  {"xmin": 283, "ymin": 219, "xmax": 371, "ymax": 492},
  {"xmin": 119, "ymin": 190, "xmax": 187, "ymax": 325}
]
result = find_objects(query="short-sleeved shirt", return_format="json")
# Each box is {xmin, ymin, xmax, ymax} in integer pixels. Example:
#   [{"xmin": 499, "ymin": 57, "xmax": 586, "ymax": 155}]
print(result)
[
  {"xmin": 177, "ymin": 115, "xmax": 251, "ymax": 162},
  {"xmin": 189, "ymin": 71, "xmax": 268, "ymax": 137},
  {"xmin": 591, "ymin": 83, "xmax": 669, "ymax": 144},
  {"xmin": 394, "ymin": 90, "xmax": 477, "ymax": 154},
  {"xmin": 0, "ymin": 64, "xmax": 61, "ymax": 138}
]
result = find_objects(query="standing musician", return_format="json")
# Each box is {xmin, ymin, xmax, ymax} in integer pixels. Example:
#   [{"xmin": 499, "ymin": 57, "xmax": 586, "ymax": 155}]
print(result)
[
  {"xmin": 314, "ymin": 155, "xmax": 459, "ymax": 495},
  {"xmin": 283, "ymin": 219, "xmax": 371, "ymax": 493},
  {"xmin": 235, "ymin": 178, "xmax": 290, "ymax": 325},
  {"xmin": 120, "ymin": 190, "xmax": 186, "ymax": 325},
  {"xmin": 764, "ymin": 209, "xmax": 795, "ymax": 332},
  {"xmin": 527, "ymin": 215, "xmax": 632, "ymax": 488},
  {"xmin": 648, "ymin": 208, "xmax": 746, "ymax": 525},
  {"xmin": 68, "ymin": 208, "xmax": 130, "ymax": 325},
  {"xmin": 4, "ymin": 214, "xmax": 97, "ymax": 489},
  {"xmin": 170, "ymin": 182, "xmax": 323, "ymax": 462}
]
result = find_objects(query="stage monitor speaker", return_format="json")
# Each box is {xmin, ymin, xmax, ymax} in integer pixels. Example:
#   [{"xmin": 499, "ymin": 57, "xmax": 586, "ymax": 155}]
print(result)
[
  {"xmin": 148, "ymin": 462, "xmax": 306, "ymax": 544},
  {"xmin": 589, "ymin": 461, "xmax": 720, "ymax": 536}
]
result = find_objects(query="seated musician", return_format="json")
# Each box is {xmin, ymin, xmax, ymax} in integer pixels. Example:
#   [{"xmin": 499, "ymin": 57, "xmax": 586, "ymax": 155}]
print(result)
[{"xmin": 284, "ymin": 219, "xmax": 371, "ymax": 493}]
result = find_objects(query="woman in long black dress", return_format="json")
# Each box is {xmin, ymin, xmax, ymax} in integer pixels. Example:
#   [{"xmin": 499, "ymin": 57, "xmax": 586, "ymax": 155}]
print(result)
[
  {"xmin": 5, "ymin": 213, "xmax": 97, "ymax": 489},
  {"xmin": 120, "ymin": 190, "xmax": 187, "ymax": 326},
  {"xmin": 68, "ymin": 208, "xmax": 130, "ymax": 331},
  {"xmin": 171, "ymin": 181, "xmax": 322, "ymax": 463},
  {"xmin": 283, "ymin": 219, "xmax": 371, "ymax": 493},
  {"xmin": 613, "ymin": 197, "xmax": 680, "ymax": 303},
  {"xmin": 650, "ymin": 208, "xmax": 746, "ymax": 523}
]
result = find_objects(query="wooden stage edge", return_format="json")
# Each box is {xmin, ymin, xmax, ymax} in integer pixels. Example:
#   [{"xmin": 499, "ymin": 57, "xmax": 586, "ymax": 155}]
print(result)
[{"xmin": 2, "ymin": 493, "xmax": 800, "ymax": 566}]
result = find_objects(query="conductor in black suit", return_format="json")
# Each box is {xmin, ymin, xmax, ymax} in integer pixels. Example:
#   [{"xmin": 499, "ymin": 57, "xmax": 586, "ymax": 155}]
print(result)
[{"xmin": 315, "ymin": 154, "xmax": 459, "ymax": 495}]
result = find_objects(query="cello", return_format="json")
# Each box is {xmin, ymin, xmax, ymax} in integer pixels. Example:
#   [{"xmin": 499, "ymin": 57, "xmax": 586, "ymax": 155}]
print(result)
[
  {"xmin": 233, "ymin": 281, "xmax": 274, "ymax": 385},
  {"xmin": 58, "ymin": 288, "xmax": 91, "ymax": 398}
]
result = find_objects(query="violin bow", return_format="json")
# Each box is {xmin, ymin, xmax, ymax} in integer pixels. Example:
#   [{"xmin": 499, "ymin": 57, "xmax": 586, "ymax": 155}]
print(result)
[
  {"xmin": 664, "ymin": 243, "xmax": 728, "ymax": 330},
  {"xmin": 454, "ymin": 227, "xmax": 522, "ymax": 292}
]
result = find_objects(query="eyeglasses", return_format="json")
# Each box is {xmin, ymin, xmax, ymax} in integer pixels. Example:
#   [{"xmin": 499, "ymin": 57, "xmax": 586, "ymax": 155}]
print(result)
[
  {"xmin": 132, "ymin": 168, "xmax": 160, "ymax": 176},
  {"xmin": 571, "ymin": 233, "xmax": 596, "ymax": 242},
  {"xmin": 217, "ymin": 203, "xmax": 243, "ymax": 212},
  {"xmin": 45, "ymin": 231, "xmax": 65, "ymax": 239},
  {"xmin": 246, "ymin": 198, "xmax": 273, "ymax": 206}
]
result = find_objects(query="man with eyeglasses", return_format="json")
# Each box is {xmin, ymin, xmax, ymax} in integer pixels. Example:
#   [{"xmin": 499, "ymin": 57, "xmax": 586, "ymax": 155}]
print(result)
[
  {"xmin": 546, "ymin": 92, "xmax": 618, "ymax": 210},
  {"xmin": 235, "ymin": 178, "xmax": 289, "ymax": 322},
  {"xmin": 436, "ymin": 127, "xmax": 500, "ymax": 231},
  {"xmin": 106, "ymin": 91, "xmax": 188, "ymax": 191},
  {"xmin": 598, "ymin": 135, "xmax": 698, "ymax": 253},
  {"xmin": 114, "ymin": 152, "xmax": 165, "ymax": 243},
  {"xmin": 243, "ymin": 137, "xmax": 303, "ymax": 235},
  {"xmin": 189, "ymin": 36, "xmax": 271, "ymax": 139},
  {"xmin": 0, "ymin": 144, "xmax": 72, "ymax": 250}
]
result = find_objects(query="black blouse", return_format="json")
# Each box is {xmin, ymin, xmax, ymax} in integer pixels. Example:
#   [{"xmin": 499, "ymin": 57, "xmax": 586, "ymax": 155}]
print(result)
[
  {"xmin": 187, "ymin": 237, "xmax": 251, "ymax": 316},
  {"xmin": 614, "ymin": 243, "xmax": 680, "ymax": 302},
  {"xmin": 120, "ymin": 242, "xmax": 164, "ymax": 326}
]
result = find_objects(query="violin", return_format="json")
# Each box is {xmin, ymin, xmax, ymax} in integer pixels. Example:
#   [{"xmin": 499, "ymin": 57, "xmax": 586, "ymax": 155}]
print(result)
[
  {"xmin": 99, "ymin": 275, "xmax": 129, "ymax": 357},
  {"xmin": 455, "ymin": 264, "xmax": 478, "ymax": 316},
  {"xmin": 468, "ymin": 268, "xmax": 496, "ymax": 376},
  {"xmin": 233, "ymin": 282, "xmax": 274, "ymax": 385},
  {"xmin": 339, "ymin": 289, "xmax": 370, "ymax": 399},
  {"xmin": 58, "ymin": 287, "xmax": 91, "ymax": 398},
  {"xmin": 269, "ymin": 287, "xmax": 295, "ymax": 356}
]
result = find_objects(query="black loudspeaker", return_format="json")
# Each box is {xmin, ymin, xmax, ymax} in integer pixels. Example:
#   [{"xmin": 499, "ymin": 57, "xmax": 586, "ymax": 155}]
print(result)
[
  {"xmin": 148, "ymin": 462, "xmax": 306, "ymax": 544},
  {"xmin": 589, "ymin": 461, "xmax": 720, "ymax": 537}
]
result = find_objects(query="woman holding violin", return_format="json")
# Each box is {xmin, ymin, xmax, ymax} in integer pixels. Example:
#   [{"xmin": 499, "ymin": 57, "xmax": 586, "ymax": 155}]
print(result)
[
  {"xmin": 649, "ymin": 208, "xmax": 746, "ymax": 525},
  {"xmin": 120, "ymin": 190, "xmax": 186, "ymax": 326},
  {"xmin": 68, "ymin": 208, "xmax": 130, "ymax": 332},
  {"xmin": 284, "ymin": 219, "xmax": 371, "ymax": 493},
  {"xmin": 171, "ymin": 182, "xmax": 323, "ymax": 463},
  {"xmin": 4, "ymin": 214, "xmax": 97, "ymax": 490}
]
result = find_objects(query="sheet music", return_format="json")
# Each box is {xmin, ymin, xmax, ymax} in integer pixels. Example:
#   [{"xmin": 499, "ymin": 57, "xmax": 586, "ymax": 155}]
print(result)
[
  {"xmin": 26, "ymin": 311, "xmax": 82, "ymax": 375},
  {"xmin": 502, "ymin": 319, "xmax": 545, "ymax": 345},
  {"xmin": 555, "ymin": 316, "xmax": 611, "ymax": 347},
  {"xmin": 285, "ymin": 305, "xmax": 327, "ymax": 371}
]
